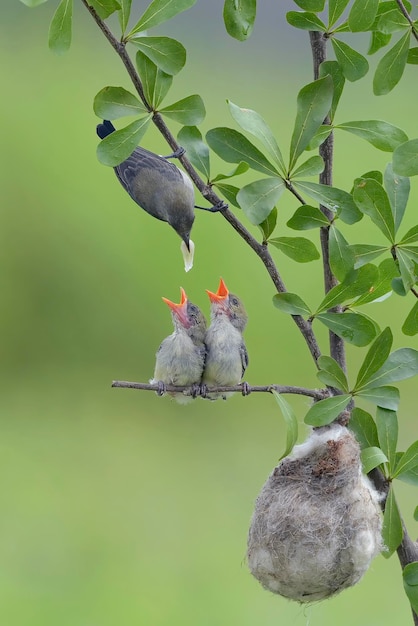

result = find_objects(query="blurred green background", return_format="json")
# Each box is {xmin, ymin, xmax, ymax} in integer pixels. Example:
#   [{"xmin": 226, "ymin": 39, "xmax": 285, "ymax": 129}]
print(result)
[{"xmin": 1, "ymin": 1, "xmax": 417, "ymax": 624}]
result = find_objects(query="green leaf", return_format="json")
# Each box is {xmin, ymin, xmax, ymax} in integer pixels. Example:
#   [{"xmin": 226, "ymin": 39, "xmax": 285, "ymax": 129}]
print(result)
[
  {"xmin": 328, "ymin": 0, "xmax": 350, "ymax": 28},
  {"xmin": 402, "ymin": 301, "xmax": 418, "ymax": 336},
  {"xmin": 356, "ymin": 386, "xmax": 400, "ymax": 411},
  {"xmin": 353, "ymin": 178, "xmax": 395, "ymax": 243},
  {"xmin": 136, "ymin": 51, "xmax": 173, "ymax": 108},
  {"xmin": 392, "ymin": 276, "xmax": 408, "ymax": 296},
  {"xmin": 48, "ymin": 0, "xmax": 73, "ymax": 54},
  {"xmin": 118, "ymin": 0, "xmax": 132, "ymax": 32},
  {"xmin": 319, "ymin": 61, "xmax": 345, "ymax": 121},
  {"xmin": 382, "ymin": 486, "xmax": 403, "ymax": 557},
  {"xmin": 271, "ymin": 391, "xmax": 299, "ymax": 460},
  {"xmin": 384, "ymin": 162, "xmax": 410, "ymax": 233},
  {"xmin": 304, "ymin": 394, "xmax": 351, "ymax": 426},
  {"xmin": 294, "ymin": 181, "xmax": 362, "ymax": 224},
  {"xmin": 397, "ymin": 248, "xmax": 417, "ymax": 291},
  {"xmin": 269, "ymin": 236, "xmax": 320, "ymax": 263},
  {"xmin": 357, "ymin": 169, "xmax": 383, "ymax": 184},
  {"xmin": 399, "ymin": 225, "xmax": 418, "ymax": 245},
  {"xmin": 393, "ymin": 440, "xmax": 418, "ymax": 479},
  {"xmin": 377, "ymin": 7, "xmax": 410, "ymax": 33},
  {"xmin": 223, "ymin": 0, "xmax": 256, "ymax": 41},
  {"xmin": 317, "ymin": 355, "xmax": 349, "ymax": 391},
  {"xmin": 127, "ymin": 0, "xmax": 196, "ymax": 36},
  {"xmin": 407, "ymin": 47, "xmax": 418, "ymax": 64},
  {"xmin": 331, "ymin": 38, "xmax": 369, "ymax": 82},
  {"xmin": 361, "ymin": 446, "xmax": 388, "ymax": 473},
  {"xmin": 403, "ymin": 563, "xmax": 418, "ymax": 615},
  {"xmin": 306, "ymin": 125, "xmax": 333, "ymax": 150},
  {"xmin": 227, "ymin": 101, "xmax": 286, "ymax": 173},
  {"xmin": 353, "ymin": 258, "xmax": 397, "ymax": 305},
  {"xmin": 349, "ymin": 407, "xmax": 379, "ymax": 449},
  {"xmin": 348, "ymin": 0, "xmax": 378, "ymax": 31},
  {"xmin": 289, "ymin": 76, "xmax": 333, "ymax": 171},
  {"xmin": 294, "ymin": 0, "xmax": 325, "ymax": 9},
  {"xmin": 316, "ymin": 312, "xmax": 377, "ymax": 346},
  {"xmin": 258, "ymin": 207, "xmax": 277, "ymax": 241},
  {"xmin": 212, "ymin": 162, "xmax": 249, "ymax": 182},
  {"xmin": 130, "ymin": 37, "xmax": 186, "ymax": 75},
  {"xmin": 336, "ymin": 120, "xmax": 408, "ymax": 152},
  {"xmin": 373, "ymin": 31, "xmax": 410, "ymax": 95},
  {"xmin": 93, "ymin": 86, "xmax": 145, "ymax": 120},
  {"xmin": 368, "ymin": 30, "xmax": 392, "ymax": 55},
  {"xmin": 355, "ymin": 327, "xmax": 393, "ymax": 390},
  {"xmin": 237, "ymin": 178, "xmax": 285, "ymax": 225},
  {"xmin": 206, "ymin": 128, "xmax": 278, "ymax": 176},
  {"xmin": 286, "ymin": 11, "xmax": 326, "ymax": 31},
  {"xmin": 376, "ymin": 407, "xmax": 398, "ymax": 473},
  {"xmin": 316, "ymin": 264, "xmax": 379, "ymax": 313},
  {"xmin": 177, "ymin": 126, "xmax": 210, "ymax": 178},
  {"xmin": 393, "ymin": 139, "xmax": 418, "ymax": 177},
  {"xmin": 89, "ymin": 0, "xmax": 120, "ymax": 19},
  {"xmin": 329, "ymin": 225, "xmax": 356, "ymax": 281},
  {"xmin": 213, "ymin": 183, "xmax": 240, "ymax": 208},
  {"xmin": 272, "ymin": 293, "xmax": 311, "ymax": 317},
  {"xmin": 362, "ymin": 348, "xmax": 418, "ymax": 388},
  {"xmin": 350, "ymin": 243, "xmax": 387, "ymax": 268},
  {"xmin": 19, "ymin": 0, "xmax": 48, "ymax": 5},
  {"xmin": 96, "ymin": 116, "xmax": 152, "ymax": 166},
  {"xmin": 291, "ymin": 155, "xmax": 324, "ymax": 178},
  {"xmin": 160, "ymin": 95, "xmax": 205, "ymax": 125},
  {"xmin": 287, "ymin": 205, "xmax": 330, "ymax": 230}
]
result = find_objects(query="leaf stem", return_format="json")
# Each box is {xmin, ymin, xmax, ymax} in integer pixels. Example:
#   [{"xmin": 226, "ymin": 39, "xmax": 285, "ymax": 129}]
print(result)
[{"xmin": 395, "ymin": 0, "xmax": 418, "ymax": 42}]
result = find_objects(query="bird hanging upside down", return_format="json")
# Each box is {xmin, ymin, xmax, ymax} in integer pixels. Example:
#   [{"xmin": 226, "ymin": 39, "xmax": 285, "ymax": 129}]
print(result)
[{"xmin": 96, "ymin": 120, "xmax": 196, "ymax": 271}]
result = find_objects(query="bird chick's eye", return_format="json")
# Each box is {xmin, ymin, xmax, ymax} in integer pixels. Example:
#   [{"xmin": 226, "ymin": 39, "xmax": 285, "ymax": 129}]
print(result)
[{"xmin": 231, "ymin": 297, "xmax": 239, "ymax": 306}]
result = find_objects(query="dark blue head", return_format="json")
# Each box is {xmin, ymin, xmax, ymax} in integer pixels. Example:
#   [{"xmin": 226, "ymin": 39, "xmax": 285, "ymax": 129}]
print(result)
[{"xmin": 96, "ymin": 120, "xmax": 115, "ymax": 139}]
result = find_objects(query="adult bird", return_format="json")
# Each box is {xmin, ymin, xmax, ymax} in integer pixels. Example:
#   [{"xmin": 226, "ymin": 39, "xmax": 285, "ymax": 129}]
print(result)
[
  {"xmin": 96, "ymin": 120, "xmax": 195, "ymax": 271},
  {"xmin": 150, "ymin": 287, "xmax": 207, "ymax": 404},
  {"xmin": 202, "ymin": 278, "xmax": 248, "ymax": 400}
]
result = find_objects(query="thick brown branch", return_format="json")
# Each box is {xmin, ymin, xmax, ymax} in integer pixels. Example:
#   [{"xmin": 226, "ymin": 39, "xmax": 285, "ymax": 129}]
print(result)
[{"xmin": 111, "ymin": 380, "xmax": 329, "ymax": 399}]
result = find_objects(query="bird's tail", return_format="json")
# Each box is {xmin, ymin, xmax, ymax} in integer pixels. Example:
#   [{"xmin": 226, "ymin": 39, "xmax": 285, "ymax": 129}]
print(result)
[{"xmin": 96, "ymin": 120, "xmax": 115, "ymax": 139}]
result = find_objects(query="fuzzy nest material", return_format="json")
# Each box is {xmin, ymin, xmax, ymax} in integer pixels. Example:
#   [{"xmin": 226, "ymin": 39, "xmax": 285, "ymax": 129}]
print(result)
[{"xmin": 247, "ymin": 425, "xmax": 383, "ymax": 603}]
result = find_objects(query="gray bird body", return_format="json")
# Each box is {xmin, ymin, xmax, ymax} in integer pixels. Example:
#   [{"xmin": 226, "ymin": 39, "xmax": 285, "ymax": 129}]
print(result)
[
  {"xmin": 114, "ymin": 146, "xmax": 195, "ymax": 241},
  {"xmin": 203, "ymin": 281, "xmax": 248, "ymax": 400},
  {"xmin": 150, "ymin": 292, "xmax": 207, "ymax": 404}
]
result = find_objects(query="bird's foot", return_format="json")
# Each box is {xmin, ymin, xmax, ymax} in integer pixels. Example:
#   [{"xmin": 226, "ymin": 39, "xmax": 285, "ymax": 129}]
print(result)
[
  {"xmin": 164, "ymin": 146, "xmax": 185, "ymax": 159},
  {"xmin": 241, "ymin": 381, "xmax": 251, "ymax": 396},
  {"xmin": 199, "ymin": 383, "xmax": 208, "ymax": 399},
  {"xmin": 191, "ymin": 383, "xmax": 201, "ymax": 399},
  {"xmin": 194, "ymin": 201, "xmax": 229, "ymax": 213},
  {"xmin": 156, "ymin": 381, "xmax": 167, "ymax": 396}
]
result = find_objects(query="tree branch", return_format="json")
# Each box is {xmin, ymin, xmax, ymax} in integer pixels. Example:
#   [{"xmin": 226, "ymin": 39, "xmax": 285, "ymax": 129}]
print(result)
[
  {"xmin": 111, "ymin": 380, "xmax": 329, "ymax": 399},
  {"xmin": 309, "ymin": 31, "xmax": 346, "ymax": 373},
  {"xmin": 80, "ymin": 0, "xmax": 322, "ymax": 366},
  {"xmin": 395, "ymin": 0, "xmax": 418, "ymax": 42}
]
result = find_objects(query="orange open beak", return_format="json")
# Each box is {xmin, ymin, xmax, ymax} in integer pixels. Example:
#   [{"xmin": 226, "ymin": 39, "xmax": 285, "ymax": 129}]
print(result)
[
  {"xmin": 162, "ymin": 287, "xmax": 189, "ymax": 325},
  {"xmin": 206, "ymin": 277, "xmax": 229, "ymax": 303}
]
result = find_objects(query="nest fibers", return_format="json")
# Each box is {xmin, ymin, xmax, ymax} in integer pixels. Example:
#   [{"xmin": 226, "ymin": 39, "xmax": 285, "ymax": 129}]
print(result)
[{"xmin": 247, "ymin": 424, "xmax": 383, "ymax": 602}]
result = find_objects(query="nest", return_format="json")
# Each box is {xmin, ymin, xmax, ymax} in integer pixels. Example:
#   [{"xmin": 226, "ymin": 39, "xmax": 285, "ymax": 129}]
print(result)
[{"xmin": 247, "ymin": 425, "xmax": 383, "ymax": 602}]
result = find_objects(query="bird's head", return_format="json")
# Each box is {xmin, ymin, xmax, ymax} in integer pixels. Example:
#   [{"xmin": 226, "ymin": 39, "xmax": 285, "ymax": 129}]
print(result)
[
  {"xmin": 163, "ymin": 287, "xmax": 206, "ymax": 340},
  {"xmin": 206, "ymin": 278, "xmax": 248, "ymax": 332}
]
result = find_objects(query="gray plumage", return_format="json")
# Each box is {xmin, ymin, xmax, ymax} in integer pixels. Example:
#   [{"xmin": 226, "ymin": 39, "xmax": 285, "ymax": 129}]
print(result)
[
  {"xmin": 150, "ymin": 288, "xmax": 207, "ymax": 404},
  {"xmin": 202, "ymin": 278, "xmax": 248, "ymax": 400},
  {"xmin": 97, "ymin": 120, "xmax": 195, "ymax": 270}
]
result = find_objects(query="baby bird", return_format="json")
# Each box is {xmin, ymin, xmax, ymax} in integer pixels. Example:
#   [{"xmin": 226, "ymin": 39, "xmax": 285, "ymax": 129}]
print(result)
[
  {"xmin": 202, "ymin": 278, "xmax": 248, "ymax": 400},
  {"xmin": 96, "ymin": 120, "xmax": 195, "ymax": 271},
  {"xmin": 150, "ymin": 288, "xmax": 207, "ymax": 403}
]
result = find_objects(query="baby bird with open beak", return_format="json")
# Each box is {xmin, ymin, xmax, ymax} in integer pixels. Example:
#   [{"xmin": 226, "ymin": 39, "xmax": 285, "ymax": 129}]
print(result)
[
  {"xmin": 202, "ymin": 278, "xmax": 248, "ymax": 400},
  {"xmin": 150, "ymin": 288, "xmax": 207, "ymax": 403}
]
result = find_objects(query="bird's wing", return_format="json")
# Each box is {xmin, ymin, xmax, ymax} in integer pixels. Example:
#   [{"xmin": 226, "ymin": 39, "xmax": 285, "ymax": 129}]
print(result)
[
  {"xmin": 115, "ymin": 147, "xmax": 183, "ymax": 193},
  {"xmin": 240, "ymin": 342, "xmax": 249, "ymax": 378}
]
